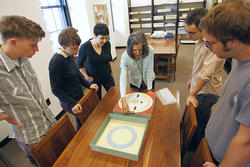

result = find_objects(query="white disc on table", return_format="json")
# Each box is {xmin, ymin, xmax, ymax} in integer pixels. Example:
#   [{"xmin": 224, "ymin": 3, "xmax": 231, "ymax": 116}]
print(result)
[{"xmin": 119, "ymin": 92, "xmax": 153, "ymax": 113}]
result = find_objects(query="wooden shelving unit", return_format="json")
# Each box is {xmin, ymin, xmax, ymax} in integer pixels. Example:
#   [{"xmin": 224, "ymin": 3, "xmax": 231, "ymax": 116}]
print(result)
[
  {"xmin": 128, "ymin": 0, "xmax": 178, "ymax": 37},
  {"xmin": 178, "ymin": 0, "xmax": 206, "ymax": 44}
]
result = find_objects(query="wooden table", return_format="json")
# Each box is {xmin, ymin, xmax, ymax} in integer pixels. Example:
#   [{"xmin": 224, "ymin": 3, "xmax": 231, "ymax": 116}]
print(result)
[
  {"xmin": 53, "ymin": 87, "xmax": 180, "ymax": 167},
  {"xmin": 147, "ymin": 37, "xmax": 177, "ymax": 81}
]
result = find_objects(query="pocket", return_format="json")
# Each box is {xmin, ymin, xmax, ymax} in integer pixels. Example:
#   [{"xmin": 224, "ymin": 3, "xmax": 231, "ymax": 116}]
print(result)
[
  {"xmin": 210, "ymin": 74, "xmax": 222, "ymax": 89},
  {"xmin": 0, "ymin": 78, "xmax": 27, "ymax": 97}
]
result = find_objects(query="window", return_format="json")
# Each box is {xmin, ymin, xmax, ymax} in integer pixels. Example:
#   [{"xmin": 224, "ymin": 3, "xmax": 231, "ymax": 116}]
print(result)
[{"xmin": 39, "ymin": 0, "xmax": 71, "ymax": 52}]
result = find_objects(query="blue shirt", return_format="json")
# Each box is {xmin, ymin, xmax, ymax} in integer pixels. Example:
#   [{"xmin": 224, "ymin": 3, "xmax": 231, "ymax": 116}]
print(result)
[{"xmin": 120, "ymin": 46, "xmax": 155, "ymax": 97}]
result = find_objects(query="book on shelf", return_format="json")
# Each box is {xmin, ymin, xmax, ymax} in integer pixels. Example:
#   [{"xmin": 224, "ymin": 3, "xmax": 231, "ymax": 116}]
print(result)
[
  {"xmin": 141, "ymin": 18, "xmax": 151, "ymax": 21},
  {"xmin": 131, "ymin": 24, "xmax": 141, "ymax": 29},
  {"xmin": 140, "ymin": 11, "xmax": 151, "ymax": 14},
  {"xmin": 130, "ymin": 11, "xmax": 139, "ymax": 15},
  {"xmin": 153, "ymin": 15, "xmax": 164, "ymax": 20},
  {"xmin": 157, "ymin": 8, "xmax": 172, "ymax": 13},
  {"xmin": 130, "ymin": 18, "xmax": 140, "ymax": 22},
  {"xmin": 153, "ymin": 23, "xmax": 164, "ymax": 28},
  {"xmin": 165, "ymin": 14, "xmax": 177, "ymax": 20},
  {"xmin": 142, "ymin": 23, "xmax": 152, "ymax": 28}
]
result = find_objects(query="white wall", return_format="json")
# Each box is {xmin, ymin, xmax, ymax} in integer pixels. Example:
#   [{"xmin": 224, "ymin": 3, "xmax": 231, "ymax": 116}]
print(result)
[
  {"xmin": 68, "ymin": 0, "xmax": 130, "ymax": 50},
  {"xmin": 67, "ymin": 0, "xmax": 92, "ymax": 43},
  {"xmin": 0, "ymin": 0, "xmax": 61, "ymax": 141},
  {"xmin": 68, "ymin": 0, "xmax": 116, "ymax": 58},
  {"xmin": 111, "ymin": 0, "xmax": 130, "ymax": 46}
]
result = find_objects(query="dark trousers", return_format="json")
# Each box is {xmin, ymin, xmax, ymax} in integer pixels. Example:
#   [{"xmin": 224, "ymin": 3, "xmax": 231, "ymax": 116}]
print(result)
[
  {"xmin": 130, "ymin": 80, "xmax": 155, "ymax": 90},
  {"xmin": 189, "ymin": 94, "xmax": 219, "ymax": 150},
  {"xmin": 94, "ymin": 76, "xmax": 115, "ymax": 100},
  {"xmin": 60, "ymin": 102, "xmax": 82, "ymax": 131}
]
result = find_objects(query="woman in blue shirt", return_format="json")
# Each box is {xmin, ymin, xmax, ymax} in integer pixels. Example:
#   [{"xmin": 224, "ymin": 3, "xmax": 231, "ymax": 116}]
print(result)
[{"xmin": 120, "ymin": 32, "xmax": 155, "ymax": 113}]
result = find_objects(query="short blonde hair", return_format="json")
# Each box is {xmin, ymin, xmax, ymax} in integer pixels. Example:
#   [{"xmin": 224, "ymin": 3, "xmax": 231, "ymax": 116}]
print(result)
[{"xmin": 0, "ymin": 15, "xmax": 45, "ymax": 41}]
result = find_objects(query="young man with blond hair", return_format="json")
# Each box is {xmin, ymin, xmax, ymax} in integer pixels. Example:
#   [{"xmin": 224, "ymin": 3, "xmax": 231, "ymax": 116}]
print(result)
[{"xmin": 0, "ymin": 15, "xmax": 56, "ymax": 166}]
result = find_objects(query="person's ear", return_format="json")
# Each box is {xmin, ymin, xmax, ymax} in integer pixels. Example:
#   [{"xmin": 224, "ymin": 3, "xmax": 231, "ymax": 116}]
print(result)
[
  {"xmin": 9, "ymin": 38, "xmax": 17, "ymax": 47},
  {"xmin": 62, "ymin": 45, "xmax": 67, "ymax": 50},
  {"xmin": 231, "ymin": 39, "xmax": 240, "ymax": 48}
]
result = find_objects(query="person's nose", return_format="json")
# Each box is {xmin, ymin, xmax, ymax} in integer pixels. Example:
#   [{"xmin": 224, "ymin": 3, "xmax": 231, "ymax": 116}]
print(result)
[{"xmin": 34, "ymin": 45, "xmax": 39, "ymax": 52}]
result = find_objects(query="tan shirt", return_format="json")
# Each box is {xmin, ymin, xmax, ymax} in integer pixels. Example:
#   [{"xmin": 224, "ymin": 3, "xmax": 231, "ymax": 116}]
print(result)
[{"xmin": 190, "ymin": 38, "xmax": 226, "ymax": 96}]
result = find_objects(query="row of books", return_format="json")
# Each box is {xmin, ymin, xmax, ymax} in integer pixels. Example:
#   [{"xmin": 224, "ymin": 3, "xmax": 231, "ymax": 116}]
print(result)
[{"xmin": 131, "ymin": 23, "xmax": 176, "ymax": 29}]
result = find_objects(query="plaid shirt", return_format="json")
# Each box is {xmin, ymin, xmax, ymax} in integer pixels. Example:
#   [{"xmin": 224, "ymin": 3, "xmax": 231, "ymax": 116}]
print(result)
[{"xmin": 0, "ymin": 48, "xmax": 56, "ymax": 144}]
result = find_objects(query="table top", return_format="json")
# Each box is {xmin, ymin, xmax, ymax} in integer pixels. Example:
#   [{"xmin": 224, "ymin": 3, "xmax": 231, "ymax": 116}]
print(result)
[
  {"xmin": 53, "ymin": 87, "xmax": 180, "ymax": 167},
  {"xmin": 147, "ymin": 37, "xmax": 176, "ymax": 55}
]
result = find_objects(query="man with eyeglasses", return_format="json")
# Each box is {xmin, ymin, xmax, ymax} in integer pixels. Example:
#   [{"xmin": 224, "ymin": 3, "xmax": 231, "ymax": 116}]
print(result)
[
  {"xmin": 185, "ymin": 8, "xmax": 226, "ymax": 151},
  {"xmin": 200, "ymin": 1, "xmax": 250, "ymax": 167}
]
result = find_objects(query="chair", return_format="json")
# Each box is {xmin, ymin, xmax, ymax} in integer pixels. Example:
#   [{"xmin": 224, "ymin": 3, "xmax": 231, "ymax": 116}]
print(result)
[
  {"xmin": 78, "ymin": 89, "xmax": 99, "ymax": 124},
  {"xmin": 189, "ymin": 138, "xmax": 213, "ymax": 167},
  {"xmin": 29, "ymin": 114, "xmax": 76, "ymax": 167},
  {"xmin": 181, "ymin": 104, "xmax": 198, "ymax": 157}
]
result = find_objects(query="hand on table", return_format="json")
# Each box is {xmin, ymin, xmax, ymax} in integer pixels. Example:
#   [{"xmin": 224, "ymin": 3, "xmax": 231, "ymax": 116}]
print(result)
[{"xmin": 121, "ymin": 98, "xmax": 134, "ymax": 114}]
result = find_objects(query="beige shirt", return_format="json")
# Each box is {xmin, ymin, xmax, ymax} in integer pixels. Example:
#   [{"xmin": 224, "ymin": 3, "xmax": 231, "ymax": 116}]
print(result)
[{"xmin": 190, "ymin": 38, "xmax": 226, "ymax": 96}]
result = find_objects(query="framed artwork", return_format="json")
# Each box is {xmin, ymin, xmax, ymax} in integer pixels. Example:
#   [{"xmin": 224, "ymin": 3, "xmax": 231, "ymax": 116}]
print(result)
[{"xmin": 93, "ymin": 4, "xmax": 109, "ymax": 25}]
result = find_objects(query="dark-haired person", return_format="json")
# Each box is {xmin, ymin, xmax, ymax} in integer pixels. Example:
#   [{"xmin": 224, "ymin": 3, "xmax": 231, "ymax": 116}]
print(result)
[
  {"xmin": 0, "ymin": 15, "xmax": 56, "ymax": 166},
  {"xmin": 49, "ymin": 28, "xmax": 98, "ymax": 131},
  {"xmin": 77, "ymin": 23, "xmax": 115, "ymax": 99},
  {"xmin": 185, "ymin": 8, "xmax": 225, "ymax": 150},
  {"xmin": 120, "ymin": 32, "xmax": 155, "ymax": 113},
  {"xmin": 199, "ymin": 1, "xmax": 250, "ymax": 167}
]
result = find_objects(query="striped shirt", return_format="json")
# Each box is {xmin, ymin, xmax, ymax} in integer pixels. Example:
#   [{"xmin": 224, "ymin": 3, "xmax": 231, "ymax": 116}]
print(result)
[{"xmin": 0, "ymin": 48, "xmax": 56, "ymax": 144}]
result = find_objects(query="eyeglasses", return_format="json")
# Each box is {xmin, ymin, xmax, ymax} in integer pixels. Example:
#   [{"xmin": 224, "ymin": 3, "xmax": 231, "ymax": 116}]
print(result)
[
  {"xmin": 186, "ymin": 31, "xmax": 199, "ymax": 35},
  {"xmin": 205, "ymin": 40, "xmax": 221, "ymax": 50},
  {"xmin": 184, "ymin": 28, "xmax": 199, "ymax": 35}
]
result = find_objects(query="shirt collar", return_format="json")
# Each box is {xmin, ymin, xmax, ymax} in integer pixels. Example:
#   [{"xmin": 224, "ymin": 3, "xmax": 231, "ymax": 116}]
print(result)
[
  {"xmin": 0, "ymin": 47, "xmax": 19, "ymax": 72},
  {"xmin": 197, "ymin": 37, "xmax": 205, "ymax": 43},
  {"xmin": 57, "ymin": 48, "xmax": 70, "ymax": 58}
]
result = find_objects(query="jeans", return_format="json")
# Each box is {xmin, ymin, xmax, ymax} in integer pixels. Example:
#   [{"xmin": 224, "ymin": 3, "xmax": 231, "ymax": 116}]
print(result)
[
  {"xmin": 189, "ymin": 94, "xmax": 219, "ymax": 150},
  {"xmin": 15, "ymin": 138, "xmax": 38, "ymax": 167}
]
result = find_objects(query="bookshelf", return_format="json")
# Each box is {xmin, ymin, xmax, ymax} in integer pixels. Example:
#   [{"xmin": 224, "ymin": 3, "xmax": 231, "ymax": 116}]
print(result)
[
  {"xmin": 178, "ymin": 0, "xmax": 206, "ymax": 44},
  {"xmin": 128, "ymin": 0, "xmax": 179, "ymax": 37}
]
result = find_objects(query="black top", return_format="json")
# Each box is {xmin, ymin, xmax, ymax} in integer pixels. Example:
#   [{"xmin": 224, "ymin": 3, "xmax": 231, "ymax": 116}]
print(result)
[
  {"xmin": 77, "ymin": 39, "xmax": 113, "ymax": 81},
  {"xmin": 49, "ymin": 53, "xmax": 90, "ymax": 109}
]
